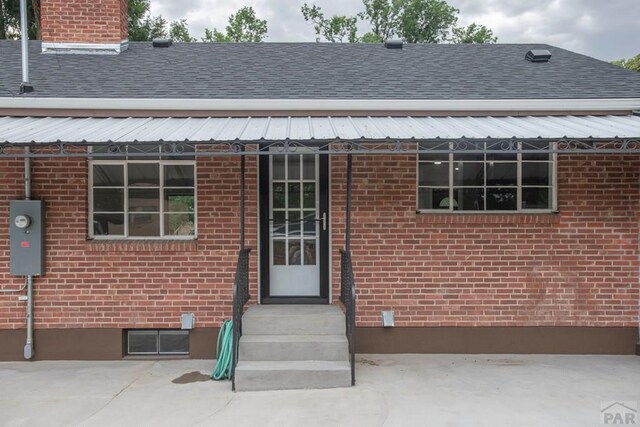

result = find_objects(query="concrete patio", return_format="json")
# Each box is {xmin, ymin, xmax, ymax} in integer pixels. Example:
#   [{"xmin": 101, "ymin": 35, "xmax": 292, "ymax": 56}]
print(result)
[{"xmin": 0, "ymin": 354, "xmax": 638, "ymax": 427}]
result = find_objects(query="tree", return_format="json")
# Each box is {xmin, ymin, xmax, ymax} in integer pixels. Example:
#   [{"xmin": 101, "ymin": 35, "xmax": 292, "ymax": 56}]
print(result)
[
  {"xmin": 128, "ymin": 0, "xmax": 168, "ymax": 41},
  {"xmin": 360, "ymin": 31, "xmax": 383, "ymax": 43},
  {"xmin": 0, "ymin": 0, "xmax": 40, "ymax": 40},
  {"xmin": 397, "ymin": 0, "xmax": 459, "ymax": 43},
  {"xmin": 30, "ymin": 0, "xmax": 39, "ymax": 38},
  {"xmin": 358, "ymin": 0, "xmax": 399, "ymax": 42},
  {"xmin": 303, "ymin": 0, "xmax": 496, "ymax": 44},
  {"xmin": 169, "ymin": 18, "xmax": 195, "ymax": 42},
  {"xmin": 612, "ymin": 54, "xmax": 640, "ymax": 72},
  {"xmin": 452, "ymin": 23, "xmax": 497, "ymax": 44},
  {"xmin": 203, "ymin": 6, "xmax": 267, "ymax": 43},
  {"xmin": 301, "ymin": 3, "xmax": 359, "ymax": 43}
]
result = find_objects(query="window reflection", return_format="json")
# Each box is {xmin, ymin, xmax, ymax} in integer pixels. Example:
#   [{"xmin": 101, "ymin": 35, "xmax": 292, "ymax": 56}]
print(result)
[
  {"xmin": 304, "ymin": 240, "xmax": 316, "ymax": 265},
  {"xmin": 273, "ymin": 240, "xmax": 286, "ymax": 265},
  {"xmin": 288, "ymin": 240, "xmax": 301, "ymax": 265}
]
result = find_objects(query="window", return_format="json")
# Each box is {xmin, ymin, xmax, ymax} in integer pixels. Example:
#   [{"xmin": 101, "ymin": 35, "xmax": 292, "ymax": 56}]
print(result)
[
  {"xmin": 90, "ymin": 146, "xmax": 196, "ymax": 238},
  {"xmin": 417, "ymin": 142, "xmax": 555, "ymax": 212},
  {"xmin": 127, "ymin": 330, "xmax": 189, "ymax": 355}
]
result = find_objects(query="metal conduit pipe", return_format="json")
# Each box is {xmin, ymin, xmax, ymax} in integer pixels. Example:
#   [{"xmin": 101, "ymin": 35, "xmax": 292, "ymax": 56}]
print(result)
[
  {"xmin": 19, "ymin": 0, "xmax": 33, "ymax": 94},
  {"xmin": 19, "ymin": 0, "xmax": 35, "ymax": 360},
  {"xmin": 24, "ymin": 275, "xmax": 34, "ymax": 359},
  {"xmin": 0, "ymin": 281, "xmax": 28, "ymax": 293},
  {"xmin": 24, "ymin": 146, "xmax": 34, "ymax": 359}
]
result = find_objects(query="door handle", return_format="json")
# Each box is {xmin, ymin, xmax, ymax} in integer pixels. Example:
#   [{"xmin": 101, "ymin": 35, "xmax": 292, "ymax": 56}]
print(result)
[{"xmin": 322, "ymin": 212, "xmax": 326, "ymax": 231}]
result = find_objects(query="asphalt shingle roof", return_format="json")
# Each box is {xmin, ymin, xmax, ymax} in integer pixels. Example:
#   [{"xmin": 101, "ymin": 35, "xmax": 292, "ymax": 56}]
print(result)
[{"xmin": 0, "ymin": 41, "xmax": 639, "ymax": 100}]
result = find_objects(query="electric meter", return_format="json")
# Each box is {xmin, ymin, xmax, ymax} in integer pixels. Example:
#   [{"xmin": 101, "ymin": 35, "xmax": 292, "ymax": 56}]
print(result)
[{"xmin": 14, "ymin": 215, "xmax": 31, "ymax": 229}]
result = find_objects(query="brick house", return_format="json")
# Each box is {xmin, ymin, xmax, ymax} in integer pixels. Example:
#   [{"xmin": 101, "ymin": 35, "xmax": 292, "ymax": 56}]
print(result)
[{"xmin": 1, "ymin": 0, "xmax": 640, "ymax": 390}]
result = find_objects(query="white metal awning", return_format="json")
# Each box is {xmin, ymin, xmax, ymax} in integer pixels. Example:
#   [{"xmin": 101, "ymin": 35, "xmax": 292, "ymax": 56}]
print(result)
[{"xmin": 1, "ymin": 115, "xmax": 640, "ymax": 144}]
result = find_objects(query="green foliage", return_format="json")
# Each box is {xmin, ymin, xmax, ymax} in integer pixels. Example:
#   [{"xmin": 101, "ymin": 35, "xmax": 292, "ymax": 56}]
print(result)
[
  {"xmin": 360, "ymin": 31, "xmax": 383, "ymax": 43},
  {"xmin": 146, "ymin": 16, "xmax": 168, "ymax": 39},
  {"xmin": 302, "ymin": 0, "xmax": 496, "ymax": 44},
  {"xmin": 129, "ymin": 1, "xmax": 195, "ymax": 42},
  {"xmin": 612, "ymin": 54, "xmax": 640, "ymax": 72},
  {"xmin": 0, "ymin": 0, "xmax": 40, "ymax": 40},
  {"xmin": 128, "ymin": 0, "xmax": 168, "ymax": 41},
  {"xmin": 452, "ymin": 23, "xmax": 497, "ymax": 44},
  {"xmin": 397, "ymin": 0, "xmax": 458, "ymax": 43},
  {"xmin": 359, "ymin": 0, "xmax": 399, "ymax": 42},
  {"xmin": 127, "ymin": 0, "xmax": 150, "ymax": 40},
  {"xmin": 169, "ymin": 18, "xmax": 195, "ymax": 42},
  {"xmin": 202, "ymin": 28, "xmax": 215, "ymax": 42},
  {"xmin": 203, "ymin": 6, "xmax": 267, "ymax": 42},
  {"xmin": 301, "ymin": 3, "xmax": 359, "ymax": 43}
]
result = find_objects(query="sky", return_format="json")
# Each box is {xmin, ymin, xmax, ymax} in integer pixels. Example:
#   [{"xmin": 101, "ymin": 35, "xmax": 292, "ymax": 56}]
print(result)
[{"xmin": 150, "ymin": 0, "xmax": 640, "ymax": 61}]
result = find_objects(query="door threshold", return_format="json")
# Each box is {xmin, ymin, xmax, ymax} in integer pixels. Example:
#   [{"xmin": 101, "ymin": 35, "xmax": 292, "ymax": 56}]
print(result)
[{"xmin": 261, "ymin": 297, "xmax": 329, "ymax": 304}]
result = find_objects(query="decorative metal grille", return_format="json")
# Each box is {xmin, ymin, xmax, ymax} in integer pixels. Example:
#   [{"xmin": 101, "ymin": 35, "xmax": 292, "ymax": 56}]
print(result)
[{"xmin": 1, "ymin": 138, "xmax": 640, "ymax": 158}]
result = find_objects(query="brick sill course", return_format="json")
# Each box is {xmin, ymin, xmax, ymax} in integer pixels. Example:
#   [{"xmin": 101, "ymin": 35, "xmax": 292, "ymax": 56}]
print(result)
[
  {"xmin": 416, "ymin": 212, "xmax": 560, "ymax": 225},
  {"xmin": 85, "ymin": 239, "xmax": 199, "ymax": 253}
]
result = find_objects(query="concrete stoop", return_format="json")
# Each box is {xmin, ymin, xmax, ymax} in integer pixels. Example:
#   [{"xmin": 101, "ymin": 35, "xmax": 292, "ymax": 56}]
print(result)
[{"xmin": 235, "ymin": 304, "xmax": 351, "ymax": 391}]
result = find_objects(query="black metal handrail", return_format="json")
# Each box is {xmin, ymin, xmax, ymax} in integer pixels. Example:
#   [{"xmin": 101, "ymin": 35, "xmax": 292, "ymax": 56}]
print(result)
[
  {"xmin": 231, "ymin": 248, "xmax": 251, "ymax": 391},
  {"xmin": 340, "ymin": 249, "xmax": 356, "ymax": 386}
]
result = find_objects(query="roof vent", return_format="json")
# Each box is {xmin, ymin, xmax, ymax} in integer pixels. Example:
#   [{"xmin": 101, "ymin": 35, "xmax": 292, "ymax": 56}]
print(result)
[
  {"xmin": 525, "ymin": 49, "xmax": 551, "ymax": 63},
  {"xmin": 384, "ymin": 39, "xmax": 403, "ymax": 49},
  {"xmin": 152, "ymin": 38, "xmax": 173, "ymax": 48}
]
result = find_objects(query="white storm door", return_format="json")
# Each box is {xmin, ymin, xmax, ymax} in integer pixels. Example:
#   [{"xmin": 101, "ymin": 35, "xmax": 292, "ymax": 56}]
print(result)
[{"xmin": 269, "ymin": 153, "xmax": 321, "ymax": 296}]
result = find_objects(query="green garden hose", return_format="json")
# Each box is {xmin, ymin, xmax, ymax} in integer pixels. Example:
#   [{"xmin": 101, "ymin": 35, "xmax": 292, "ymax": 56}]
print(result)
[{"xmin": 211, "ymin": 320, "xmax": 234, "ymax": 380}]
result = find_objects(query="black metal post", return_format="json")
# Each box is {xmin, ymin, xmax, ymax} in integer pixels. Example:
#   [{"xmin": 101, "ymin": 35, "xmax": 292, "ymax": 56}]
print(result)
[
  {"xmin": 233, "ymin": 152, "xmax": 246, "ymax": 392},
  {"xmin": 344, "ymin": 154, "xmax": 356, "ymax": 385},
  {"xmin": 240, "ymin": 153, "xmax": 245, "ymax": 250},
  {"xmin": 345, "ymin": 154, "xmax": 352, "ymax": 253}
]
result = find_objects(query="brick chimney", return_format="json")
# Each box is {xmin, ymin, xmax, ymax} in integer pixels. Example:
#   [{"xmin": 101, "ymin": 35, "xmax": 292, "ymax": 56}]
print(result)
[{"xmin": 40, "ymin": 0, "xmax": 128, "ymax": 54}]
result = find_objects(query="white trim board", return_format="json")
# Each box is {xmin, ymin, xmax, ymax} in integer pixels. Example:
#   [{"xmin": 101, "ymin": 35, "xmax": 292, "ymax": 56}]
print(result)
[{"xmin": 1, "ymin": 98, "xmax": 639, "ymax": 112}]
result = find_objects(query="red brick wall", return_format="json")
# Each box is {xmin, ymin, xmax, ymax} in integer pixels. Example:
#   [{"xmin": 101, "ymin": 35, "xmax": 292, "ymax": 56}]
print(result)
[
  {"xmin": 0, "ymin": 156, "xmax": 257, "ymax": 329},
  {"xmin": 0, "ymin": 155, "xmax": 638, "ymax": 331},
  {"xmin": 331, "ymin": 155, "xmax": 640, "ymax": 328},
  {"xmin": 41, "ymin": 0, "xmax": 128, "ymax": 44}
]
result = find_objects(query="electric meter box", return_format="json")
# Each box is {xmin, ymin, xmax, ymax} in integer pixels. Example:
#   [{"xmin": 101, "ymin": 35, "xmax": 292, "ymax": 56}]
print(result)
[{"xmin": 10, "ymin": 200, "xmax": 45, "ymax": 276}]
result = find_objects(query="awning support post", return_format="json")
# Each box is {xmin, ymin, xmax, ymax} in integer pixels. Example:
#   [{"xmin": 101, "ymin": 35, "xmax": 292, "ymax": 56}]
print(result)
[
  {"xmin": 240, "ymin": 152, "xmax": 245, "ymax": 251},
  {"xmin": 345, "ymin": 154, "xmax": 352, "ymax": 252}
]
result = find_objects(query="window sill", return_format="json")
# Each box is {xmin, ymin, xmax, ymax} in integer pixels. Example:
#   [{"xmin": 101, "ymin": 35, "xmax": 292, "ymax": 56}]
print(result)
[
  {"xmin": 415, "ymin": 211, "xmax": 560, "ymax": 225},
  {"xmin": 85, "ymin": 239, "xmax": 199, "ymax": 253}
]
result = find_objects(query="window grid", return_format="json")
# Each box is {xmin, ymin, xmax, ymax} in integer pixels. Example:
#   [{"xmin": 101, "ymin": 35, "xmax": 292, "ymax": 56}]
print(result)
[
  {"xmin": 271, "ymin": 154, "xmax": 318, "ymax": 267},
  {"xmin": 417, "ymin": 142, "xmax": 556, "ymax": 212},
  {"xmin": 89, "ymin": 157, "xmax": 196, "ymax": 240}
]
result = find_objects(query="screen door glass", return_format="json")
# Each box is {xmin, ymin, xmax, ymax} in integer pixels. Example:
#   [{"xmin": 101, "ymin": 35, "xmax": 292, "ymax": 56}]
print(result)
[{"xmin": 269, "ymin": 152, "xmax": 320, "ymax": 296}]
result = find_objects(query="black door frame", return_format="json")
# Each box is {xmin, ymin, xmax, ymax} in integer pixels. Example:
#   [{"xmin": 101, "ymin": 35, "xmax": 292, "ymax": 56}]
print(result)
[{"xmin": 259, "ymin": 151, "xmax": 330, "ymax": 304}]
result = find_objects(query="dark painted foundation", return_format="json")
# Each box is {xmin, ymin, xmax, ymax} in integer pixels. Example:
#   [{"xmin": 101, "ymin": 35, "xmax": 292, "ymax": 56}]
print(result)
[
  {"xmin": 356, "ymin": 327, "xmax": 639, "ymax": 355},
  {"xmin": 0, "ymin": 326, "xmax": 637, "ymax": 361},
  {"xmin": 0, "ymin": 327, "xmax": 220, "ymax": 361},
  {"xmin": 0, "ymin": 328, "xmax": 123, "ymax": 361}
]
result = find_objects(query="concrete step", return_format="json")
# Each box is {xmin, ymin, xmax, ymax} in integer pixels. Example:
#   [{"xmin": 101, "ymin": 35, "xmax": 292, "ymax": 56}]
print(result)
[
  {"xmin": 242, "ymin": 304, "xmax": 345, "ymax": 335},
  {"xmin": 234, "ymin": 361, "xmax": 352, "ymax": 391},
  {"xmin": 239, "ymin": 334, "xmax": 349, "ymax": 361}
]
